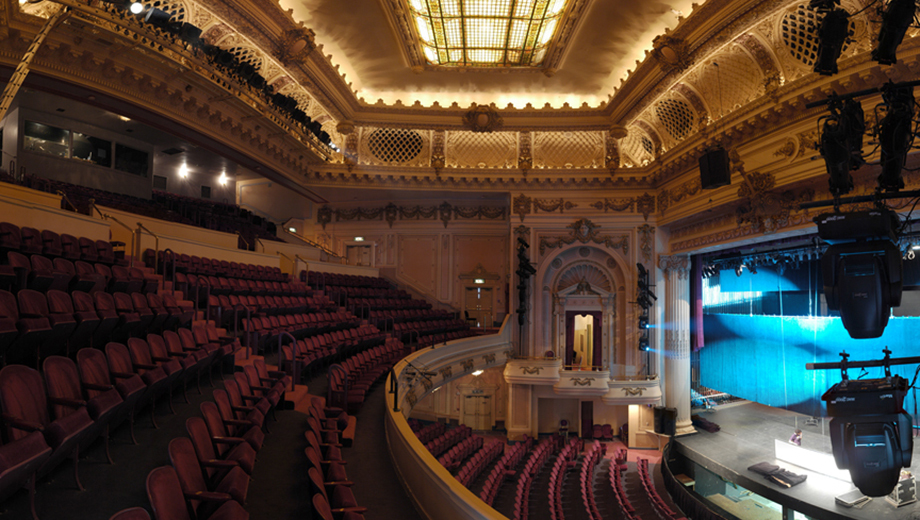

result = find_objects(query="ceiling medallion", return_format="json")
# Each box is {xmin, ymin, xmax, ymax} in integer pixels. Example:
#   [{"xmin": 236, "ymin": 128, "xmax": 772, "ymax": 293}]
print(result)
[
  {"xmin": 463, "ymin": 104, "xmax": 504, "ymax": 133},
  {"xmin": 277, "ymin": 28, "xmax": 317, "ymax": 65},
  {"xmin": 651, "ymin": 35, "xmax": 692, "ymax": 74}
]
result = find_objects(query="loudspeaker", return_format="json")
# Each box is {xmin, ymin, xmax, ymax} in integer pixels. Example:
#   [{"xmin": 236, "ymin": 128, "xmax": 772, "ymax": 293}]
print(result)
[
  {"xmin": 653, "ymin": 406, "xmax": 664, "ymax": 434},
  {"xmin": 699, "ymin": 147, "xmax": 731, "ymax": 189},
  {"xmin": 661, "ymin": 407, "xmax": 678, "ymax": 436}
]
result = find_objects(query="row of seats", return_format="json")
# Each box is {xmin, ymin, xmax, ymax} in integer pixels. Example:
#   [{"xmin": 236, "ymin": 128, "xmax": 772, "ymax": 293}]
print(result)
[
  {"xmin": 511, "ymin": 437, "xmax": 558, "ymax": 520},
  {"xmin": 638, "ymin": 458, "xmax": 685, "ymax": 520},
  {"xmin": 414, "ymin": 422, "xmax": 447, "ymax": 445},
  {"xmin": 368, "ymin": 308, "xmax": 452, "ymax": 328},
  {"xmin": 609, "ymin": 451, "xmax": 641, "ymax": 520},
  {"xmin": 454, "ymin": 439, "xmax": 504, "ymax": 487},
  {"xmin": 245, "ymin": 310, "xmax": 363, "ymax": 355},
  {"xmin": 280, "ymin": 326, "xmax": 388, "ymax": 383},
  {"xmin": 305, "ymin": 271, "xmax": 390, "ymax": 290},
  {"xmin": 338, "ymin": 287, "xmax": 409, "ymax": 298},
  {"xmin": 327, "ymin": 340, "xmax": 406, "ymax": 413},
  {"xmin": 425, "ymin": 424, "xmax": 471, "ymax": 457},
  {"xmin": 479, "ymin": 436, "xmax": 533, "ymax": 506},
  {"xmin": 0, "ymin": 222, "xmax": 124, "ymax": 266},
  {"xmin": 548, "ymin": 438, "xmax": 583, "ymax": 520},
  {"xmin": 304, "ymin": 397, "xmax": 365, "ymax": 520},
  {"xmin": 591, "ymin": 423, "xmax": 616, "ymax": 440},
  {"xmin": 579, "ymin": 440, "xmax": 607, "ymax": 520},
  {"xmin": 153, "ymin": 251, "xmax": 288, "ymax": 282},
  {"xmin": 349, "ymin": 297, "xmax": 430, "ymax": 313},
  {"xmin": 438, "ymin": 434, "xmax": 482, "ymax": 471},
  {"xmin": 5, "ymin": 252, "xmax": 157, "ymax": 296}
]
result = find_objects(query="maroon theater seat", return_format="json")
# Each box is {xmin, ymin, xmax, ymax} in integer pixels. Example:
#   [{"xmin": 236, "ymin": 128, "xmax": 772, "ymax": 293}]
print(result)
[
  {"xmin": 110, "ymin": 265, "xmax": 142, "ymax": 294},
  {"xmin": 106, "ymin": 342, "xmax": 169, "ymax": 428},
  {"xmin": 164, "ymin": 329, "xmax": 211, "ymax": 389},
  {"xmin": 168, "ymin": 437, "xmax": 249, "ymax": 517},
  {"xmin": 77, "ymin": 347, "xmax": 143, "ymax": 444},
  {"xmin": 147, "ymin": 466, "xmax": 249, "ymax": 520},
  {"xmin": 41, "ymin": 230, "xmax": 63, "ymax": 257},
  {"xmin": 108, "ymin": 507, "xmax": 151, "ymax": 520},
  {"xmin": 133, "ymin": 292, "xmax": 166, "ymax": 332},
  {"xmin": 19, "ymin": 227, "xmax": 42, "ymax": 256},
  {"xmin": 46, "ymin": 289, "xmax": 98, "ymax": 353},
  {"xmin": 59, "ymin": 234, "xmax": 81, "ymax": 261},
  {"xmin": 0, "ymin": 364, "xmax": 94, "ymax": 492},
  {"xmin": 147, "ymin": 333, "xmax": 193, "ymax": 400},
  {"xmin": 72, "ymin": 290, "xmax": 116, "ymax": 348},
  {"xmin": 95, "ymin": 240, "xmax": 116, "ymax": 266},
  {"xmin": 69, "ymin": 260, "xmax": 103, "ymax": 292},
  {"xmin": 32, "ymin": 254, "xmax": 70, "ymax": 292},
  {"xmin": 8, "ymin": 251, "xmax": 48, "ymax": 292},
  {"xmin": 78, "ymin": 237, "xmax": 98, "ymax": 263},
  {"xmin": 146, "ymin": 293, "xmax": 179, "ymax": 331},
  {"xmin": 95, "ymin": 291, "xmax": 141, "ymax": 341},
  {"xmin": 17, "ymin": 289, "xmax": 77, "ymax": 360},
  {"xmin": 313, "ymin": 493, "xmax": 365, "ymax": 520},
  {"xmin": 116, "ymin": 292, "xmax": 153, "ymax": 333},
  {"xmin": 210, "ymin": 389, "xmax": 265, "ymax": 451},
  {"xmin": 0, "ymin": 290, "xmax": 51, "ymax": 365},
  {"xmin": 127, "ymin": 338, "xmax": 180, "ymax": 411},
  {"xmin": 0, "ymin": 222, "xmax": 21, "ymax": 255},
  {"xmin": 0, "ymin": 430, "xmax": 51, "ymax": 520},
  {"xmin": 186, "ymin": 416, "xmax": 256, "ymax": 476},
  {"xmin": 43, "ymin": 356, "xmax": 121, "ymax": 464}
]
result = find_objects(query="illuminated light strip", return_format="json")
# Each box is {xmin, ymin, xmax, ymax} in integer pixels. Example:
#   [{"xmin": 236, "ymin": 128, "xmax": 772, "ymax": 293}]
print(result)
[{"xmin": 773, "ymin": 439, "xmax": 851, "ymax": 482}]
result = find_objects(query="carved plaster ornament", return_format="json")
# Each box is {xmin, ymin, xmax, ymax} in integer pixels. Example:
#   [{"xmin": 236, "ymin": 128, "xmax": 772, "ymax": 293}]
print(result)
[
  {"xmin": 539, "ymin": 218, "xmax": 628, "ymax": 255},
  {"xmin": 623, "ymin": 387, "xmax": 646, "ymax": 396},
  {"xmin": 570, "ymin": 377, "xmax": 593, "ymax": 386},
  {"xmin": 651, "ymin": 35, "xmax": 692, "ymax": 73},
  {"xmin": 462, "ymin": 104, "xmax": 504, "ymax": 133},
  {"xmin": 277, "ymin": 27, "xmax": 316, "ymax": 65},
  {"xmin": 521, "ymin": 366, "xmax": 543, "ymax": 375}
]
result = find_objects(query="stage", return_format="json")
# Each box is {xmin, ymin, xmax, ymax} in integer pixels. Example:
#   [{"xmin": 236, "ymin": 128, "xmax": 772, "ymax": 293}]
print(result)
[{"xmin": 672, "ymin": 401, "xmax": 920, "ymax": 520}]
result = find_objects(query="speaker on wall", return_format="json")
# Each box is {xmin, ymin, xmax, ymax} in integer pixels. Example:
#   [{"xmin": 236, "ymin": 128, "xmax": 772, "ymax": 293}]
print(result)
[
  {"xmin": 699, "ymin": 147, "xmax": 731, "ymax": 189},
  {"xmin": 661, "ymin": 407, "xmax": 678, "ymax": 437}
]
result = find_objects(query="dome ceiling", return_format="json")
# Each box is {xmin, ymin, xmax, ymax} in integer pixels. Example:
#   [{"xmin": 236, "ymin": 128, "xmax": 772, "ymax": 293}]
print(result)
[{"xmin": 278, "ymin": 0, "xmax": 699, "ymax": 108}]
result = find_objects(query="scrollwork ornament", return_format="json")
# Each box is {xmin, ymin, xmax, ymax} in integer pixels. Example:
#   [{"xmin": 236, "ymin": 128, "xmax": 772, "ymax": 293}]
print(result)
[
  {"xmin": 659, "ymin": 255, "xmax": 690, "ymax": 280},
  {"xmin": 462, "ymin": 103, "xmax": 504, "ymax": 133}
]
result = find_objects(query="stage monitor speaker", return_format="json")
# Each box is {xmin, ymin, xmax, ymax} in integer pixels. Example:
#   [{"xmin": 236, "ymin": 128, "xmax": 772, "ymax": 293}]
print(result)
[
  {"xmin": 699, "ymin": 147, "xmax": 731, "ymax": 189},
  {"xmin": 661, "ymin": 407, "xmax": 678, "ymax": 436},
  {"xmin": 653, "ymin": 406, "xmax": 664, "ymax": 434}
]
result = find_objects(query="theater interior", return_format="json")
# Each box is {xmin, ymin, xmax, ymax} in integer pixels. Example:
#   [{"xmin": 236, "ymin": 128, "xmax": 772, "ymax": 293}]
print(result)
[{"xmin": 2, "ymin": 0, "xmax": 920, "ymax": 519}]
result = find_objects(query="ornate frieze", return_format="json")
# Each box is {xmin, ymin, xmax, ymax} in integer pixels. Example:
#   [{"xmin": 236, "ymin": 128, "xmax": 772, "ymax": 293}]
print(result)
[
  {"xmin": 460, "ymin": 359, "xmax": 475, "ymax": 372},
  {"xmin": 316, "ymin": 202, "xmax": 507, "ymax": 229},
  {"xmin": 623, "ymin": 387, "xmax": 647, "ymax": 396},
  {"xmin": 658, "ymin": 255, "xmax": 690, "ymax": 280},
  {"xmin": 513, "ymin": 194, "xmax": 577, "ymax": 222},
  {"xmin": 462, "ymin": 104, "xmax": 504, "ymax": 133},
  {"xmin": 735, "ymin": 170, "xmax": 815, "ymax": 234},
  {"xmin": 570, "ymin": 378, "xmax": 593, "ymax": 387},
  {"xmin": 539, "ymin": 218, "xmax": 628, "ymax": 255},
  {"xmin": 651, "ymin": 35, "xmax": 692, "ymax": 74}
]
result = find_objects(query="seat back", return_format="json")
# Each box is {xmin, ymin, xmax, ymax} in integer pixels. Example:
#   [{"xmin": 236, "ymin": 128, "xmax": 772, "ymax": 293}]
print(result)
[
  {"xmin": 132, "ymin": 293, "xmax": 151, "ymax": 312},
  {"xmin": 185, "ymin": 416, "xmax": 220, "ymax": 479},
  {"xmin": 94, "ymin": 291, "xmax": 116, "ymax": 312},
  {"xmin": 31, "ymin": 254, "xmax": 54, "ymax": 272},
  {"xmin": 42, "ymin": 230, "xmax": 63, "ymax": 257},
  {"xmin": 162, "ymin": 330, "xmax": 184, "ymax": 356},
  {"xmin": 0, "ymin": 290, "xmax": 18, "ymax": 320},
  {"xmin": 312, "ymin": 493, "xmax": 335, "ymax": 520},
  {"xmin": 20, "ymin": 227, "xmax": 42, "ymax": 254},
  {"xmin": 60, "ymin": 234, "xmax": 80, "ymax": 260},
  {"xmin": 200, "ymin": 400, "xmax": 229, "ymax": 439},
  {"xmin": 146, "ymin": 334, "xmax": 170, "ymax": 360},
  {"xmin": 42, "ymin": 356, "xmax": 84, "ymax": 419},
  {"xmin": 308, "ymin": 467, "xmax": 329, "ymax": 502},
  {"xmin": 167, "ymin": 437, "xmax": 208, "ymax": 501},
  {"xmin": 78, "ymin": 237, "xmax": 98, "ymax": 262},
  {"xmin": 71, "ymin": 291, "xmax": 94, "ymax": 313},
  {"xmin": 126, "ymin": 338, "xmax": 154, "ymax": 366},
  {"xmin": 0, "ymin": 222, "xmax": 21, "ymax": 251},
  {"xmin": 0, "ymin": 364, "xmax": 50, "ymax": 441},
  {"xmin": 105, "ymin": 342, "xmax": 134, "ymax": 376},
  {"xmin": 113, "ymin": 293, "xmax": 135, "ymax": 313},
  {"xmin": 76, "ymin": 348, "xmax": 111, "ymax": 399},
  {"xmin": 146, "ymin": 466, "xmax": 192, "ymax": 520},
  {"xmin": 108, "ymin": 507, "xmax": 151, "ymax": 520},
  {"xmin": 18, "ymin": 289, "xmax": 50, "ymax": 316}
]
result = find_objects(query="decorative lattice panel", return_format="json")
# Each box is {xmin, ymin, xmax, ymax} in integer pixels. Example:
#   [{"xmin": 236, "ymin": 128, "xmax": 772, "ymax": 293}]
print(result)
[
  {"xmin": 655, "ymin": 98, "xmax": 695, "ymax": 141},
  {"xmin": 139, "ymin": 1, "xmax": 187, "ymax": 22},
  {"xmin": 619, "ymin": 128, "xmax": 653, "ymax": 167},
  {"xmin": 359, "ymin": 128, "xmax": 430, "ymax": 167},
  {"xmin": 690, "ymin": 46, "xmax": 764, "ymax": 116},
  {"xmin": 227, "ymin": 47, "xmax": 262, "ymax": 71},
  {"xmin": 445, "ymin": 131, "xmax": 516, "ymax": 169},
  {"xmin": 533, "ymin": 131, "xmax": 604, "ymax": 169},
  {"xmin": 556, "ymin": 263, "xmax": 611, "ymax": 292},
  {"xmin": 780, "ymin": 3, "xmax": 856, "ymax": 68}
]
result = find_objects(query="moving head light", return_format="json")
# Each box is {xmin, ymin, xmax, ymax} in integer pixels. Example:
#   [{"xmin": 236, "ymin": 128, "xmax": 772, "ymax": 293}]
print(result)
[
  {"xmin": 822, "ymin": 374, "xmax": 912, "ymax": 496},
  {"xmin": 816, "ymin": 209, "xmax": 903, "ymax": 339}
]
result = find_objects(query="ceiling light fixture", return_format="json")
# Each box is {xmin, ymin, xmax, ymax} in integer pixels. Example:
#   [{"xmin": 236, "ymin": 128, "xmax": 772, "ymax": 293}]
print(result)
[
  {"xmin": 178, "ymin": 164, "xmax": 188, "ymax": 178},
  {"xmin": 128, "ymin": 1, "xmax": 144, "ymax": 15},
  {"xmin": 471, "ymin": 370, "xmax": 484, "ymax": 377}
]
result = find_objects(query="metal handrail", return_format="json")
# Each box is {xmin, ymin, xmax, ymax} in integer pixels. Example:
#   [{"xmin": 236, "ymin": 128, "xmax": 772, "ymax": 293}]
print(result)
[
  {"xmin": 276, "ymin": 252, "xmax": 294, "ymax": 276},
  {"xmin": 136, "ymin": 222, "xmax": 159, "ymax": 274},
  {"xmin": 236, "ymin": 231, "xmax": 250, "ymax": 250},
  {"xmin": 163, "ymin": 248, "xmax": 177, "ymax": 288},
  {"xmin": 255, "ymin": 237, "xmax": 265, "ymax": 253},
  {"xmin": 55, "ymin": 190, "xmax": 79, "ymax": 212},
  {"xmin": 388, "ymin": 366, "xmax": 399, "ymax": 412},
  {"xmin": 277, "ymin": 331, "xmax": 297, "ymax": 389},
  {"xmin": 89, "ymin": 199, "xmax": 135, "ymax": 266}
]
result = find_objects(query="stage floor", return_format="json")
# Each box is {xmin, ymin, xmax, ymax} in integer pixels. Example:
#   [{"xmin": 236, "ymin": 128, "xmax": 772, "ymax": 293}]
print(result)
[{"xmin": 673, "ymin": 401, "xmax": 920, "ymax": 520}]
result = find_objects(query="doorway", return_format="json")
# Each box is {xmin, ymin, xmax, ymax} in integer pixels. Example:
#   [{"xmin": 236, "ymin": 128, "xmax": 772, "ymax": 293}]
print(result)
[
  {"xmin": 581, "ymin": 401, "xmax": 594, "ymax": 439},
  {"xmin": 565, "ymin": 311, "xmax": 602, "ymax": 367},
  {"xmin": 461, "ymin": 394, "xmax": 492, "ymax": 431},
  {"xmin": 464, "ymin": 286, "xmax": 493, "ymax": 327},
  {"xmin": 345, "ymin": 245, "xmax": 372, "ymax": 266}
]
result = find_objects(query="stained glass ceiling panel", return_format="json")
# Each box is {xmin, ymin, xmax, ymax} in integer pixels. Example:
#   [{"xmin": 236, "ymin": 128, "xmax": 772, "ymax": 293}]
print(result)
[{"xmin": 408, "ymin": 0, "xmax": 571, "ymax": 67}]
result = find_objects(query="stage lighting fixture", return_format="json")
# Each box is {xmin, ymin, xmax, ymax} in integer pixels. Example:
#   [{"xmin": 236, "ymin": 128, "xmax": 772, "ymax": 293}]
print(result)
[
  {"xmin": 144, "ymin": 8, "xmax": 172, "ymax": 27},
  {"xmin": 129, "ymin": 1, "xmax": 144, "ymax": 15},
  {"xmin": 638, "ymin": 336, "xmax": 650, "ymax": 352},
  {"xmin": 872, "ymin": 0, "xmax": 915, "ymax": 65},
  {"xmin": 817, "ymin": 209, "xmax": 903, "ymax": 339},
  {"xmin": 818, "ymin": 98, "xmax": 865, "ymax": 197},
  {"xmin": 319, "ymin": 131, "xmax": 331, "ymax": 145},
  {"xmin": 822, "ymin": 373, "xmax": 912, "ymax": 496},
  {"xmin": 216, "ymin": 49, "xmax": 236, "ymax": 67},
  {"xmin": 812, "ymin": 1, "xmax": 850, "ymax": 76},
  {"xmin": 877, "ymin": 84, "xmax": 914, "ymax": 192},
  {"xmin": 248, "ymin": 74, "xmax": 266, "ymax": 90},
  {"xmin": 236, "ymin": 62, "xmax": 256, "ymax": 82},
  {"xmin": 178, "ymin": 23, "xmax": 202, "ymax": 45},
  {"xmin": 639, "ymin": 316, "xmax": 649, "ymax": 329}
]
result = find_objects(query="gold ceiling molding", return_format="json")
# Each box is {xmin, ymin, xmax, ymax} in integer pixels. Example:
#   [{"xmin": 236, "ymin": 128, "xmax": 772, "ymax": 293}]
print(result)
[
  {"xmin": 589, "ymin": 193, "xmax": 655, "ymax": 220},
  {"xmin": 316, "ymin": 202, "xmax": 507, "ymax": 229},
  {"xmin": 276, "ymin": 27, "xmax": 316, "ymax": 65},
  {"xmin": 462, "ymin": 104, "xmax": 504, "ymax": 133},
  {"xmin": 651, "ymin": 35, "xmax": 692, "ymax": 74},
  {"xmin": 538, "ymin": 218, "xmax": 628, "ymax": 256},
  {"xmin": 513, "ymin": 194, "xmax": 577, "ymax": 222}
]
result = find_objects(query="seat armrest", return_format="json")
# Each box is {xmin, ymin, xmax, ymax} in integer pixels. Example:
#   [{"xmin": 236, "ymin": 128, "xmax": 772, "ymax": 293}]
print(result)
[
  {"xmin": 186, "ymin": 491, "xmax": 232, "ymax": 503},
  {"xmin": 82, "ymin": 382, "xmax": 114, "ymax": 392},
  {"xmin": 151, "ymin": 356, "xmax": 172, "ymax": 363},
  {"xmin": 211, "ymin": 435, "xmax": 246, "ymax": 445},
  {"xmin": 2, "ymin": 414, "xmax": 43, "ymax": 432},
  {"xmin": 111, "ymin": 371, "xmax": 136, "ymax": 379},
  {"xmin": 132, "ymin": 362, "xmax": 157, "ymax": 370},
  {"xmin": 49, "ymin": 396, "xmax": 86, "ymax": 409},
  {"xmin": 201, "ymin": 459, "xmax": 238, "ymax": 469},
  {"xmin": 222, "ymin": 419, "xmax": 252, "ymax": 428}
]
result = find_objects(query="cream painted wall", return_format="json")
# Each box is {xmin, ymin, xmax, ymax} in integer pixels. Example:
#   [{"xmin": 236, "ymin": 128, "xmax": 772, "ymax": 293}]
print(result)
[
  {"xmin": 236, "ymin": 178, "xmax": 314, "ymax": 235},
  {"xmin": 411, "ymin": 366, "xmax": 507, "ymax": 427}
]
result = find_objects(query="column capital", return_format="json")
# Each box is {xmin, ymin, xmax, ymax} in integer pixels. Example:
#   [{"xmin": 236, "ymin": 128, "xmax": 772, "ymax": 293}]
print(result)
[{"xmin": 658, "ymin": 254, "xmax": 690, "ymax": 279}]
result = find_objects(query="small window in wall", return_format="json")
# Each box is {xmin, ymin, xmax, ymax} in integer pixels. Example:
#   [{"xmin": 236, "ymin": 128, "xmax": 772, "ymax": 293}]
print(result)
[
  {"xmin": 152, "ymin": 175, "xmax": 167, "ymax": 190},
  {"xmin": 200, "ymin": 185, "xmax": 211, "ymax": 199},
  {"xmin": 24, "ymin": 121, "xmax": 70, "ymax": 158},
  {"xmin": 115, "ymin": 143, "xmax": 149, "ymax": 177},
  {"xmin": 72, "ymin": 132, "xmax": 112, "ymax": 167}
]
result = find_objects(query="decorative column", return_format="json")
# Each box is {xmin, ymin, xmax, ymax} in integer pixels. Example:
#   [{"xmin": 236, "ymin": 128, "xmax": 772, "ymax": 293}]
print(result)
[{"xmin": 658, "ymin": 255, "xmax": 695, "ymax": 436}]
